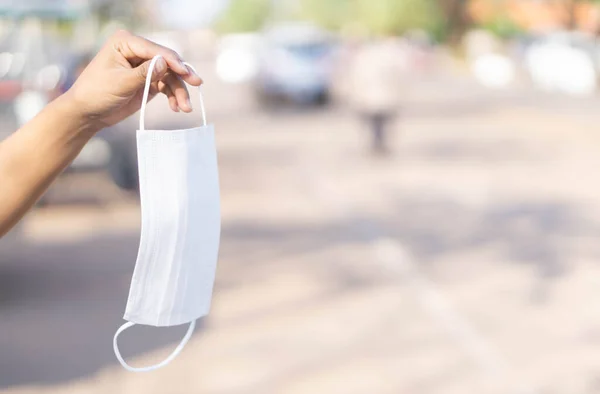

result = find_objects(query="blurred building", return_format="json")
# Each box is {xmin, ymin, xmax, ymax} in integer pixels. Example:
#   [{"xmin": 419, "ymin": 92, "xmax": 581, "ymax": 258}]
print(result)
[
  {"xmin": 0, "ymin": 0, "xmax": 137, "ymax": 23},
  {"xmin": 0, "ymin": 0, "xmax": 91, "ymax": 19}
]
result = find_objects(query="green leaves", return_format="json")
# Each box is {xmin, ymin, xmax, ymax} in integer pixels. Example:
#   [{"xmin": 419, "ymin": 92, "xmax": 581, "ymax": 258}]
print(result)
[
  {"xmin": 298, "ymin": 0, "xmax": 444, "ymax": 36},
  {"xmin": 215, "ymin": 0, "xmax": 272, "ymax": 33},
  {"xmin": 214, "ymin": 0, "xmax": 448, "ymax": 40}
]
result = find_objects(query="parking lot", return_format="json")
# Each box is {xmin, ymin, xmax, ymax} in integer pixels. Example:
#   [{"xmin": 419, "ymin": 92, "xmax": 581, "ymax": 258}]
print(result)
[{"xmin": 3, "ymin": 63, "xmax": 600, "ymax": 393}]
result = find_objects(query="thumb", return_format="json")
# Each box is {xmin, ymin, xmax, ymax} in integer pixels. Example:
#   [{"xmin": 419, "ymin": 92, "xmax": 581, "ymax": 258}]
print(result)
[{"xmin": 130, "ymin": 57, "xmax": 167, "ymax": 88}]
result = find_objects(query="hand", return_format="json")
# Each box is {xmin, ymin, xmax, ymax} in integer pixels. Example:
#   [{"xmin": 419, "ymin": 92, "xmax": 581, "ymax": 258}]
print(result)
[{"xmin": 66, "ymin": 29, "xmax": 203, "ymax": 131}]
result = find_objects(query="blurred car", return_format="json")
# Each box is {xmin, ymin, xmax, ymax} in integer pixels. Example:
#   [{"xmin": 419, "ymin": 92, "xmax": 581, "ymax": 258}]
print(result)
[
  {"xmin": 471, "ymin": 53, "xmax": 516, "ymax": 89},
  {"xmin": 254, "ymin": 23, "xmax": 337, "ymax": 106},
  {"xmin": 523, "ymin": 30, "xmax": 599, "ymax": 96},
  {"xmin": 0, "ymin": 24, "xmax": 140, "ymax": 198},
  {"xmin": 58, "ymin": 53, "xmax": 139, "ymax": 193},
  {"xmin": 10, "ymin": 88, "xmax": 138, "ymax": 199},
  {"xmin": 215, "ymin": 33, "xmax": 261, "ymax": 84},
  {"xmin": 0, "ymin": 88, "xmax": 24, "ymax": 249},
  {"xmin": 0, "ymin": 220, "xmax": 23, "ymax": 258}
]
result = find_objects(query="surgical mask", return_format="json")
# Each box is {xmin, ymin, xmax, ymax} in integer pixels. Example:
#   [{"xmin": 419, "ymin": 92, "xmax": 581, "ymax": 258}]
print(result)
[{"xmin": 113, "ymin": 55, "xmax": 221, "ymax": 372}]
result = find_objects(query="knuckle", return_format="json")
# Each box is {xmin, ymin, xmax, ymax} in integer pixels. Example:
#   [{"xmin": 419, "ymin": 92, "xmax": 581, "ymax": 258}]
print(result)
[
  {"xmin": 159, "ymin": 83, "xmax": 170, "ymax": 94},
  {"xmin": 165, "ymin": 72, "xmax": 179, "ymax": 84},
  {"xmin": 136, "ymin": 64, "xmax": 149, "ymax": 79},
  {"xmin": 162, "ymin": 48, "xmax": 182, "ymax": 61},
  {"xmin": 171, "ymin": 80, "xmax": 186, "ymax": 91}
]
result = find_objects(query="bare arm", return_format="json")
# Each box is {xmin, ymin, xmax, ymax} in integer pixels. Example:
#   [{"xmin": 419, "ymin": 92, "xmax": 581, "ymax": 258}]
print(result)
[
  {"xmin": 0, "ymin": 30, "xmax": 202, "ymax": 237},
  {"xmin": 0, "ymin": 94, "xmax": 97, "ymax": 235}
]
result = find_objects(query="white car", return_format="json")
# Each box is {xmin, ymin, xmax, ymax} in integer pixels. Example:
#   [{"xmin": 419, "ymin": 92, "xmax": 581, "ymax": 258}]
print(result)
[
  {"xmin": 524, "ymin": 31, "xmax": 598, "ymax": 96},
  {"xmin": 215, "ymin": 33, "xmax": 261, "ymax": 84},
  {"xmin": 471, "ymin": 53, "xmax": 516, "ymax": 89},
  {"xmin": 254, "ymin": 22, "xmax": 337, "ymax": 105}
]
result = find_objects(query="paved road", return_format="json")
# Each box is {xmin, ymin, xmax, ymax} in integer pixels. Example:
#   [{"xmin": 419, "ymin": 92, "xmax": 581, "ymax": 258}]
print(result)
[{"xmin": 3, "ymin": 67, "xmax": 600, "ymax": 393}]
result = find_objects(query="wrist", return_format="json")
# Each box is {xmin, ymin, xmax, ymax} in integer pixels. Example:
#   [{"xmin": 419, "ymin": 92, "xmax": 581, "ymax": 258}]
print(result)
[{"xmin": 56, "ymin": 90, "xmax": 104, "ymax": 136}]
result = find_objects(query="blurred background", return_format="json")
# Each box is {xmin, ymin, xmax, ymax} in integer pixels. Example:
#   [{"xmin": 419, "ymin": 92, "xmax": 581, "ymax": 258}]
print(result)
[{"xmin": 3, "ymin": 0, "xmax": 600, "ymax": 393}]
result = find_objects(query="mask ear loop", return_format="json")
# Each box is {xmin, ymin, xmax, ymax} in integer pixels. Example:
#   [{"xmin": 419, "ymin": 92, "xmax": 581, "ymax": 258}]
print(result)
[
  {"xmin": 139, "ymin": 55, "xmax": 207, "ymax": 131},
  {"xmin": 183, "ymin": 62, "xmax": 207, "ymax": 127},
  {"xmin": 113, "ymin": 320, "xmax": 196, "ymax": 372}
]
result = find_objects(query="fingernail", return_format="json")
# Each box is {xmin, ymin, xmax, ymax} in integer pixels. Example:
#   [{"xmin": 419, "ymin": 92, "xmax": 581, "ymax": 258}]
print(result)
[
  {"xmin": 155, "ymin": 58, "xmax": 166, "ymax": 73},
  {"xmin": 186, "ymin": 98, "xmax": 192, "ymax": 110}
]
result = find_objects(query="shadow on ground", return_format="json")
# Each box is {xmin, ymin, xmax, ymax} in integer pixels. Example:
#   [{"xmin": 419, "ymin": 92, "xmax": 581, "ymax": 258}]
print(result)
[
  {"xmin": 0, "ymin": 232, "xmax": 205, "ymax": 389},
  {"xmin": 1, "ymin": 192, "xmax": 598, "ymax": 389}
]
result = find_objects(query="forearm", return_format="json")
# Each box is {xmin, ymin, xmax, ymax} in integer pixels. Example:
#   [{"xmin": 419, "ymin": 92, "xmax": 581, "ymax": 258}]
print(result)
[{"xmin": 0, "ymin": 93, "xmax": 100, "ymax": 236}]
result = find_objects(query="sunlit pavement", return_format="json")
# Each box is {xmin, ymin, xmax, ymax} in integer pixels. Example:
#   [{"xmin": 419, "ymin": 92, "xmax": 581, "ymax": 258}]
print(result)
[{"xmin": 3, "ymin": 67, "xmax": 600, "ymax": 393}]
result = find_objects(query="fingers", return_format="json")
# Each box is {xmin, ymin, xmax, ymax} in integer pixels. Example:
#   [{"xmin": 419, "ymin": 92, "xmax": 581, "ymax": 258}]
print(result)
[
  {"xmin": 184, "ymin": 64, "xmax": 203, "ymax": 87},
  {"xmin": 145, "ymin": 73, "xmax": 192, "ymax": 114},
  {"xmin": 182, "ymin": 64, "xmax": 203, "ymax": 87},
  {"xmin": 113, "ymin": 30, "xmax": 202, "ymax": 86},
  {"xmin": 112, "ymin": 30, "xmax": 201, "ymax": 113},
  {"xmin": 158, "ymin": 81, "xmax": 179, "ymax": 112},
  {"xmin": 160, "ymin": 71, "xmax": 192, "ymax": 112},
  {"xmin": 148, "ymin": 81, "xmax": 160, "ymax": 101},
  {"xmin": 113, "ymin": 29, "xmax": 187, "ymax": 74},
  {"xmin": 135, "ymin": 57, "xmax": 168, "ymax": 85}
]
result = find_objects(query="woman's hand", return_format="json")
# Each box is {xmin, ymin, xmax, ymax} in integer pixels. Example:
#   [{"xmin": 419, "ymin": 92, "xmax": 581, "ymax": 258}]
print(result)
[
  {"xmin": 0, "ymin": 30, "xmax": 205, "ymax": 236},
  {"xmin": 66, "ymin": 29, "xmax": 203, "ymax": 131}
]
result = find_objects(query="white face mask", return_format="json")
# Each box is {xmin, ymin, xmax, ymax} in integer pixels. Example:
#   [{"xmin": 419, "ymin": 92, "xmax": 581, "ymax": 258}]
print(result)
[{"xmin": 113, "ymin": 55, "xmax": 221, "ymax": 372}]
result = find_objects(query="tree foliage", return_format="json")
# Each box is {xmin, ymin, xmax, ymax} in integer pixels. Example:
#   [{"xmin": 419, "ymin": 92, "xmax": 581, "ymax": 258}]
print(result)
[
  {"xmin": 215, "ymin": 0, "xmax": 272, "ymax": 33},
  {"xmin": 214, "ymin": 0, "xmax": 470, "ymax": 42},
  {"xmin": 356, "ymin": 0, "xmax": 443, "ymax": 35},
  {"xmin": 297, "ymin": 0, "xmax": 446, "ymax": 39},
  {"xmin": 296, "ymin": 0, "xmax": 352, "ymax": 31}
]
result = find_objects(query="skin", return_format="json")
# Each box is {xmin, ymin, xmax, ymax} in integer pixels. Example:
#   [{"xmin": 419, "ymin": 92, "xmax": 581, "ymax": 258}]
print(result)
[{"xmin": 0, "ymin": 30, "xmax": 203, "ymax": 237}]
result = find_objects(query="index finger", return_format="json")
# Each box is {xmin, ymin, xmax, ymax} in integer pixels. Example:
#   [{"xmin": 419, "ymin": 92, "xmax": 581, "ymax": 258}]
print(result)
[{"xmin": 114, "ymin": 30, "xmax": 202, "ymax": 86}]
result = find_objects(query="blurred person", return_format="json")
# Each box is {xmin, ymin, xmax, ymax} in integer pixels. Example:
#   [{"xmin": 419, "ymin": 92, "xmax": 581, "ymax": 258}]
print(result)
[
  {"xmin": 0, "ymin": 30, "xmax": 202, "ymax": 237},
  {"xmin": 462, "ymin": 29, "xmax": 502, "ymax": 63},
  {"xmin": 405, "ymin": 30, "xmax": 435, "ymax": 73},
  {"xmin": 347, "ymin": 37, "xmax": 409, "ymax": 155}
]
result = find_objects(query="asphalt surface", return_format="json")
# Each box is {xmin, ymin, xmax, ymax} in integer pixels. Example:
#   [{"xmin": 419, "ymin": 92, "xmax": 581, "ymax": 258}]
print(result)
[{"xmin": 4, "ymin": 65, "xmax": 600, "ymax": 393}]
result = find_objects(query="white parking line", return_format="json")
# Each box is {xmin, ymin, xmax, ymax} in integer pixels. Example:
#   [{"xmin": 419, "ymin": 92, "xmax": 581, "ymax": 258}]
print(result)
[
  {"xmin": 303, "ymin": 153, "xmax": 537, "ymax": 393},
  {"xmin": 374, "ymin": 238, "xmax": 536, "ymax": 394}
]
